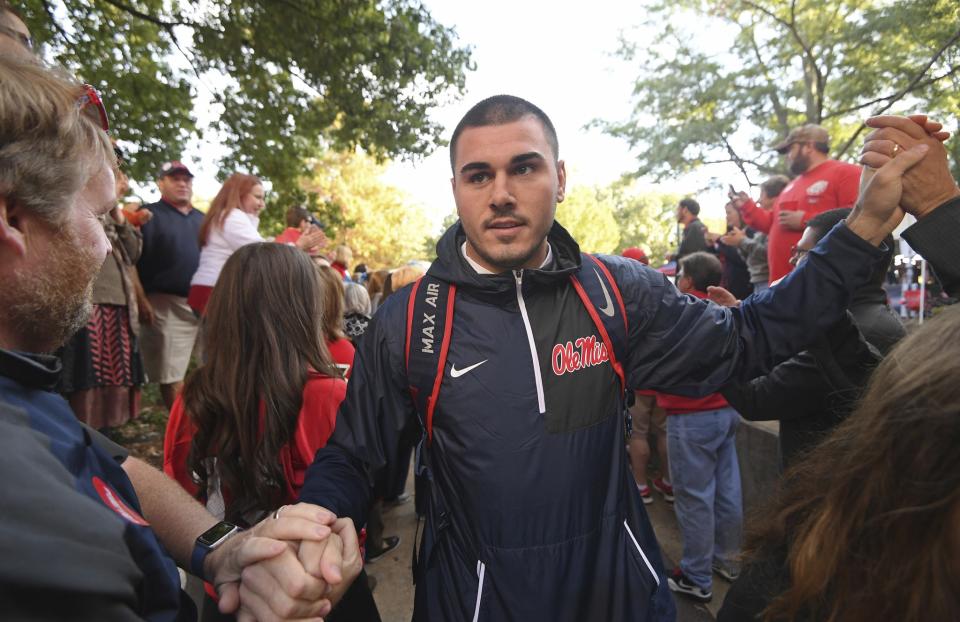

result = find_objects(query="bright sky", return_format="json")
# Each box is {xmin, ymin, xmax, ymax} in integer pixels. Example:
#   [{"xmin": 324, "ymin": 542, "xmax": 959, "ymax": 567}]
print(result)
[{"xmin": 144, "ymin": 0, "xmax": 737, "ymax": 230}]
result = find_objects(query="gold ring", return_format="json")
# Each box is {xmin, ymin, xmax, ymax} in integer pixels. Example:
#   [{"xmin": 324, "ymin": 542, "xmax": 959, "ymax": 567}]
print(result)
[
  {"xmin": 892, "ymin": 143, "xmax": 901, "ymax": 156},
  {"xmin": 273, "ymin": 505, "xmax": 286, "ymax": 520}
]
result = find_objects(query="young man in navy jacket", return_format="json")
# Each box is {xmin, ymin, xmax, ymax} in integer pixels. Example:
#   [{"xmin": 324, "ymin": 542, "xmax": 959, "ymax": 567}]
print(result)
[{"xmin": 300, "ymin": 97, "xmax": 955, "ymax": 621}]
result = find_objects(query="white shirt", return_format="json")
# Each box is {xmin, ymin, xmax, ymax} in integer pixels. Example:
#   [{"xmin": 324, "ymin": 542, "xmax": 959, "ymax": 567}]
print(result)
[{"xmin": 190, "ymin": 208, "xmax": 263, "ymax": 287}]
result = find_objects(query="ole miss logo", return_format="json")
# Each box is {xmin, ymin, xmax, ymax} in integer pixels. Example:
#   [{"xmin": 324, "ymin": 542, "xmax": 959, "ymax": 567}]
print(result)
[{"xmin": 552, "ymin": 335, "xmax": 609, "ymax": 376}]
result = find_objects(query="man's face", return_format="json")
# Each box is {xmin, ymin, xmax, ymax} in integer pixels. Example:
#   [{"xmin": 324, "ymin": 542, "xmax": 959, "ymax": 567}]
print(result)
[
  {"xmin": 786, "ymin": 142, "xmax": 813, "ymax": 175},
  {"xmin": 790, "ymin": 226, "xmax": 821, "ymax": 267},
  {"xmin": 676, "ymin": 204, "xmax": 686, "ymax": 223},
  {"xmin": 5, "ymin": 163, "xmax": 115, "ymax": 352},
  {"xmin": 451, "ymin": 116, "xmax": 565, "ymax": 273},
  {"xmin": 0, "ymin": 13, "xmax": 33, "ymax": 58},
  {"xmin": 157, "ymin": 172, "xmax": 193, "ymax": 207},
  {"xmin": 758, "ymin": 189, "xmax": 775, "ymax": 210},
  {"xmin": 676, "ymin": 267, "xmax": 692, "ymax": 294}
]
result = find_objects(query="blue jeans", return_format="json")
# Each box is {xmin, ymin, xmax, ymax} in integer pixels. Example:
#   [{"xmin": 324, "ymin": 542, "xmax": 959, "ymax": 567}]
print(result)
[{"xmin": 667, "ymin": 407, "xmax": 743, "ymax": 590}]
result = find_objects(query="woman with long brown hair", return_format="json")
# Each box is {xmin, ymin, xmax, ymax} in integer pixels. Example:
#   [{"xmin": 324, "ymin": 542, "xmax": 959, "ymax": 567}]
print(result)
[
  {"xmin": 316, "ymin": 264, "xmax": 356, "ymax": 377},
  {"xmin": 164, "ymin": 243, "xmax": 380, "ymax": 619},
  {"xmin": 187, "ymin": 173, "xmax": 323, "ymax": 314},
  {"xmin": 718, "ymin": 304, "xmax": 960, "ymax": 622}
]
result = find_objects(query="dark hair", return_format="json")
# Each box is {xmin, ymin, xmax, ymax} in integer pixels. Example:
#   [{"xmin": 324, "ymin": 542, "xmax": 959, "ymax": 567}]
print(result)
[
  {"xmin": 760, "ymin": 175, "xmax": 790, "ymax": 199},
  {"xmin": 679, "ymin": 197, "xmax": 701, "ymax": 216},
  {"xmin": 746, "ymin": 304, "xmax": 960, "ymax": 622},
  {"xmin": 806, "ymin": 208, "xmax": 894, "ymax": 287},
  {"xmin": 285, "ymin": 205, "xmax": 310, "ymax": 228},
  {"xmin": 182, "ymin": 243, "xmax": 337, "ymax": 524},
  {"xmin": 449, "ymin": 95, "xmax": 559, "ymax": 172},
  {"xmin": 812, "ymin": 141, "xmax": 830, "ymax": 154},
  {"xmin": 679, "ymin": 251, "xmax": 721, "ymax": 291}
]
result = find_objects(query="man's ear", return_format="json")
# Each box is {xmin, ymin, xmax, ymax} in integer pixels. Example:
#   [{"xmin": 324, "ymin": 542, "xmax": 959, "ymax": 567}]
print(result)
[
  {"xmin": 0, "ymin": 196, "xmax": 28, "ymax": 257},
  {"xmin": 556, "ymin": 160, "xmax": 566, "ymax": 203}
]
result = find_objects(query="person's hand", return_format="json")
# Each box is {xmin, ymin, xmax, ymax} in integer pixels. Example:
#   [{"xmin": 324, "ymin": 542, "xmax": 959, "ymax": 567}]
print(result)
[
  {"xmin": 778, "ymin": 209, "xmax": 805, "ymax": 231},
  {"xmin": 296, "ymin": 518, "xmax": 363, "ymax": 609},
  {"xmin": 296, "ymin": 225, "xmax": 328, "ymax": 254},
  {"xmin": 139, "ymin": 302, "xmax": 155, "ymax": 326},
  {"xmin": 720, "ymin": 227, "xmax": 747, "ymax": 247},
  {"xmin": 847, "ymin": 140, "xmax": 931, "ymax": 245},
  {"xmin": 860, "ymin": 115, "xmax": 960, "ymax": 219},
  {"xmin": 212, "ymin": 504, "xmax": 337, "ymax": 619},
  {"xmin": 706, "ymin": 285, "xmax": 740, "ymax": 307},
  {"xmin": 729, "ymin": 191, "xmax": 749, "ymax": 210},
  {"xmin": 705, "ymin": 231, "xmax": 721, "ymax": 245}
]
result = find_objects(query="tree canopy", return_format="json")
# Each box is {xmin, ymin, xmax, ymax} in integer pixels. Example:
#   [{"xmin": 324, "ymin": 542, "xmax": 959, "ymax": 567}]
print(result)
[
  {"xmin": 300, "ymin": 149, "xmax": 433, "ymax": 269},
  {"xmin": 20, "ymin": 0, "xmax": 473, "ymax": 191},
  {"xmin": 601, "ymin": 0, "xmax": 960, "ymax": 185}
]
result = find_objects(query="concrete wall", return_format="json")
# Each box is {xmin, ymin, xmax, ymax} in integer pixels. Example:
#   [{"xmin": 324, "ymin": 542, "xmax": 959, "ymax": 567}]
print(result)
[{"xmin": 736, "ymin": 419, "xmax": 780, "ymax": 517}]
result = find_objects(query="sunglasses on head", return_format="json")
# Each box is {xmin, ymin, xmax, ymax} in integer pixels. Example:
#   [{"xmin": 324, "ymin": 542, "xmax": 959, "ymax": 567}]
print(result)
[{"xmin": 77, "ymin": 84, "xmax": 109, "ymax": 131}]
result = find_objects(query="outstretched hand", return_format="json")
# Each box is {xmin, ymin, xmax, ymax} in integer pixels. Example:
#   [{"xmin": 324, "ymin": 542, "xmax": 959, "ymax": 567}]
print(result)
[{"xmin": 707, "ymin": 286, "xmax": 740, "ymax": 308}]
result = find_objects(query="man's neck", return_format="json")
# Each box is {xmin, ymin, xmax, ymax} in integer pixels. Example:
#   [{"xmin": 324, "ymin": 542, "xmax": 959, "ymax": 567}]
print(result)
[
  {"xmin": 802, "ymin": 155, "xmax": 831, "ymax": 176},
  {"xmin": 162, "ymin": 197, "xmax": 192, "ymax": 214},
  {"xmin": 462, "ymin": 241, "xmax": 551, "ymax": 274}
]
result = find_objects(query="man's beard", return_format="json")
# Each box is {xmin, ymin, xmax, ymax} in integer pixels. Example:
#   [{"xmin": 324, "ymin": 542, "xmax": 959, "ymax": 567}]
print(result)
[
  {"xmin": 3, "ymin": 226, "xmax": 102, "ymax": 353},
  {"xmin": 789, "ymin": 153, "xmax": 811, "ymax": 176}
]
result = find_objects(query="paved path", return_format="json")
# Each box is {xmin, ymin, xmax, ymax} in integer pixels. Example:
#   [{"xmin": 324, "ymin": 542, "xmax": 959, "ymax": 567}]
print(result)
[{"xmin": 368, "ymin": 472, "xmax": 728, "ymax": 621}]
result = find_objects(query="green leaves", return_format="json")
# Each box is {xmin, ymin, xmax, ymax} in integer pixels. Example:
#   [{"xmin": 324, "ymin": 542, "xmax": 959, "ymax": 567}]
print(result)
[
  {"xmin": 22, "ymin": 0, "xmax": 472, "ymax": 193},
  {"xmin": 602, "ymin": 0, "xmax": 960, "ymax": 186}
]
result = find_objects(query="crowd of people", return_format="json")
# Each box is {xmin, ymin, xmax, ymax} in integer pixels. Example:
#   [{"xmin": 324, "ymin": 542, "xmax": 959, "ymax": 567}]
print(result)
[{"xmin": 3, "ymin": 2, "xmax": 960, "ymax": 621}]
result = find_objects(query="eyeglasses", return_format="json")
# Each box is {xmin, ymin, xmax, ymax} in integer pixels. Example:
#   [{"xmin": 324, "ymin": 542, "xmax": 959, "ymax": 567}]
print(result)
[
  {"xmin": 0, "ymin": 23, "xmax": 33, "ymax": 51},
  {"xmin": 789, "ymin": 244, "xmax": 810, "ymax": 265},
  {"xmin": 77, "ymin": 84, "xmax": 110, "ymax": 131}
]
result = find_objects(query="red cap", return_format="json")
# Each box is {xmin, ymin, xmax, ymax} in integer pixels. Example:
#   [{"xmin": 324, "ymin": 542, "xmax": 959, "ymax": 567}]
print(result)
[
  {"xmin": 622, "ymin": 247, "xmax": 649, "ymax": 265},
  {"xmin": 158, "ymin": 160, "xmax": 194, "ymax": 179}
]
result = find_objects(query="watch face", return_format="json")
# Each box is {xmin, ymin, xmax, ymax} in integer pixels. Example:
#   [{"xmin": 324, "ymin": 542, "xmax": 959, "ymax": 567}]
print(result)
[{"xmin": 198, "ymin": 521, "xmax": 238, "ymax": 547}]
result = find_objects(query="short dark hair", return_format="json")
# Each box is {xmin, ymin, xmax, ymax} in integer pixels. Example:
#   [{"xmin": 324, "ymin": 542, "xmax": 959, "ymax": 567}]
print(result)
[
  {"xmin": 679, "ymin": 251, "xmax": 722, "ymax": 292},
  {"xmin": 760, "ymin": 175, "xmax": 790, "ymax": 199},
  {"xmin": 812, "ymin": 141, "xmax": 830, "ymax": 154},
  {"xmin": 679, "ymin": 198, "xmax": 701, "ymax": 216},
  {"xmin": 449, "ymin": 95, "xmax": 559, "ymax": 172},
  {"xmin": 806, "ymin": 208, "xmax": 852, "ymax": 242},
  {"xmin": 806, "ymin": 208, "xmax": 893, "ymax": 286},
  {"xmin": 285, "ymin": 205, "xmax": 310, "ymax": 227}
]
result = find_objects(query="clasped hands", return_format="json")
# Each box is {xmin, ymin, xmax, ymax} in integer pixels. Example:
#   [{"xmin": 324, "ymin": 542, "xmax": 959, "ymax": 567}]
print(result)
[
  {"xmin": 848, "ymin": 114, "xmax": 960, "ymax": 244},
  {"xmin": 207, "ymin": 503, "xmax": 361, "ymax": 622}
]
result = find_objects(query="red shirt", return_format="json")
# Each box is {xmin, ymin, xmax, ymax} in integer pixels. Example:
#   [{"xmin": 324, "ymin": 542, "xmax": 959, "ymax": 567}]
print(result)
[
  {"xmin": 274, "ymin": 227, "xmax": 302, "ymax": 245},
  {"xmin": 327, "ymin": 337, "xmax": 355, "ymax": 378},
  {"xmin": 655, "ymin": 289, "xmax": 729, "ymax": 414},
  {"xmin": 740, "ymin": 159, "xmax": 860, "ymax": 283},
  {"xmin": 162, "ymin": 371, "xmax": 346, "ymax": 505}
]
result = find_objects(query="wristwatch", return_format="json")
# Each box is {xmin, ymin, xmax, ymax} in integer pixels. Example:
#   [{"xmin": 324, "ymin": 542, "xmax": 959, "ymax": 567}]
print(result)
[{"xmin": 190, "ymin": 521, "xmax": 241, "ymax": 580}]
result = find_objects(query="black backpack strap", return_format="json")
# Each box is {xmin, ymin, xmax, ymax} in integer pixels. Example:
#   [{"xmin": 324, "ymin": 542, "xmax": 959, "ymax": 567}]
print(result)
[
  {"xmin": 404, "ymin": 275, "xmax": 456, "ymax": 445},
  {"xmin": 568, "ymin": 253, "xmax": 629, "ymax": 395}
]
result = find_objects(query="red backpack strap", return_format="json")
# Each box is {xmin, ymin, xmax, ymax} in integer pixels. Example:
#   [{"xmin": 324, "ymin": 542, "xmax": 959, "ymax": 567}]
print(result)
[
  {"xmin": 405, "ymin": 276, "xmax": 456, "ymax": 444},
  {"xmin": 569, "ymin": 253, "xmax": 629, "ymax": 394}
]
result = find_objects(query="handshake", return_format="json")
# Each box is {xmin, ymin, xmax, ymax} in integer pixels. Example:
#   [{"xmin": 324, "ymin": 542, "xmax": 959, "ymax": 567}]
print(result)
[
  {"xmin": 207, "ymin": 503, "xmax": 362, "ymax": 621},
  {"xmin": 848, "ymin": 114, "xmax": 960, "ymax": 243}
]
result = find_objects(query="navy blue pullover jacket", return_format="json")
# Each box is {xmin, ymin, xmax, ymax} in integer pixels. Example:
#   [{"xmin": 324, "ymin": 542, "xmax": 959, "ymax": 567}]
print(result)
[{"xmin": 301, "ymin": 219, "xmax": 883, "ymax": 621}]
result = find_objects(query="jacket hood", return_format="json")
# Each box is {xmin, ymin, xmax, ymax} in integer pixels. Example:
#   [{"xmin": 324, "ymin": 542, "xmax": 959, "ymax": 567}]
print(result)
[{"xmin": 428, "ymin": 220, "xmax": 583, "ymax": 294}]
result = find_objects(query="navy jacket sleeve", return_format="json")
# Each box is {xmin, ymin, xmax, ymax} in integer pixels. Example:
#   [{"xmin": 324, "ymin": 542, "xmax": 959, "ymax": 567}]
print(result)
[
  {"xmin": 721, "ymin": 313, "xmax": 881, "ymax": 422},
  {"xmin": 901, "ymin": 196, "xmax": 960, "ymax": 297},
  {"xmin": 610, "ymin": 222, "xmax": 885, "ymax": 396},
  {"xmin": 299, "ymin": 291, "xmax": 418, "ymax": 527}
]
